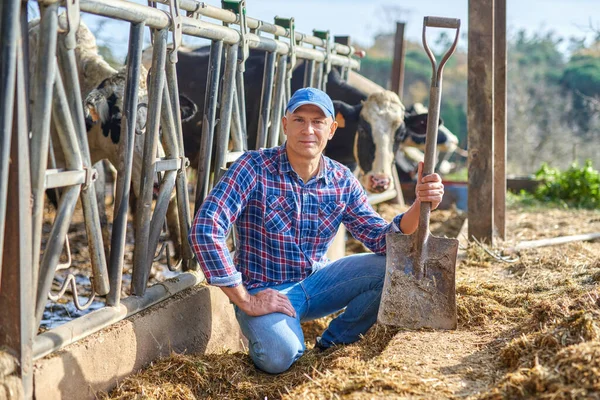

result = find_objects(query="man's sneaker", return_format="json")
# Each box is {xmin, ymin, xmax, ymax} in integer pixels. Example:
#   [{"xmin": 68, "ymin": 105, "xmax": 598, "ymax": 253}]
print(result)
[{"xmin": 314, "ymin": 336, "xmax": 329, "ymax": 351}]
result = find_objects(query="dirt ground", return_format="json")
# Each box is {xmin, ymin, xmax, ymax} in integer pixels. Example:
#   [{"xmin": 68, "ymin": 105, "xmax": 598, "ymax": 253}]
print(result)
[{"xmin": 97, "ymin": 203, "xmax": 600, "ymax": 400}]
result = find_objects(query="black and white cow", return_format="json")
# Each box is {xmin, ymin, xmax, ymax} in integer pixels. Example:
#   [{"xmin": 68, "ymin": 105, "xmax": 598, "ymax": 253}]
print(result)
[
  {"xmin": 397, "ymin": 102, "xmax": 466, "ymax": 179},
  {"xmin": 160, "ymin": 47, "xmax": 408, "ymax": 193}
]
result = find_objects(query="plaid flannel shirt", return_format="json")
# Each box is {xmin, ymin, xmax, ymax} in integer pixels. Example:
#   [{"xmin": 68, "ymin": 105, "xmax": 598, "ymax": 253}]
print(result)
[{"xmin": 188, "ymin": 144, "xmax": 404, "ymax": 289}]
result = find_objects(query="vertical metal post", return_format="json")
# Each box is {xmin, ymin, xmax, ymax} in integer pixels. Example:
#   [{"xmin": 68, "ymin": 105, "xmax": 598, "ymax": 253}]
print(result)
[
  {"xmin": 132, "ymin": 28, "xmax": 167, "ymax": 296},
  {"xmin": 255, "ymin": 51, "xmax": 276, "ymax": 150},
  {"xmin": 269, "ymin": 54, "xmax": 287, "ymax": 148},
  {"xmin": 0, "ymin": 10, "xmax": 33, "ymax": 396},
  {"xmin": 468, "ymin": 0, "xmax": 495, "ymax": 243},
  {"xmin": 107, "ymin": 22, "xmax": 144, "ymax": 306},
  {"xmin": 0, "ymin": 0, "xmax": 20, "ymax": 277},
  {"xmin": 29, "ymin": 2, "xmax": 58, "ymax": 299},
  {"xmin": 165, "ymin": 56, "xmax": 196, "ymax": 270},
  {"xmin": 494, "ymin": 0, "xmax": 506, "ymax": 240},
  {"xmin": 391, "ymin": 22, "xmax": 406, "ymax": 100},
  {"xmin": 235, "ymin": 67, "xmax": 247, "ymax": 148},
  {"xmin": 213, "ymin": 44, "xmax": 238, "ymax": 179},
  {"xmin": 312, "ymin": 61, "xmax": 323, "ymax": 89},
  {"xmin": 303, "ymin": 59, "xmax": 315, "ymax": 88},
  {"xmin": 334, "ymin": 36, "xmax": 350, "ymax": 81},
  {"xmin": 194, "ymin": 39, "xmax": 223, "ymax": 212}
]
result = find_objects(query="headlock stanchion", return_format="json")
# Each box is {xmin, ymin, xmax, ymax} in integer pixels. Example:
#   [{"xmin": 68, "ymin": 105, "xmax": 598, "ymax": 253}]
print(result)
[{"xmin": 0, "ymin": 0, "xmax": 363, "ymax": 394}]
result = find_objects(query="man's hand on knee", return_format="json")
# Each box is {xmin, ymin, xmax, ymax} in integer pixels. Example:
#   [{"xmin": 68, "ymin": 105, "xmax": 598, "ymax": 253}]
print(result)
[{"xmin": 242, "ymin": 288, "xmax": 297, "ymax": 318}]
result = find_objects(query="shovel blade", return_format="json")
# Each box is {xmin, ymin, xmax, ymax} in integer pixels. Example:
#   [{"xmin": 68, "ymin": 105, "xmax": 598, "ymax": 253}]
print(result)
[{"xmin": 377, "ymin": 232, "xmax": 459, "ymax": 329}]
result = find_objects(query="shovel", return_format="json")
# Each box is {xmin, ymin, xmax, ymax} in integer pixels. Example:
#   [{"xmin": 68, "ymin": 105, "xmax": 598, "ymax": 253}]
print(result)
[{"xmin": 377, "ymin": 16, "xmax": 461, "ymax": 330}]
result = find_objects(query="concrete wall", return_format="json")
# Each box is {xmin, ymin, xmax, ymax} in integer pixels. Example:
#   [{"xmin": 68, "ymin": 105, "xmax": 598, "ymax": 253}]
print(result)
[{"xmin": 33, "ymin": 284, "xmax": 244, "ymax": 400}]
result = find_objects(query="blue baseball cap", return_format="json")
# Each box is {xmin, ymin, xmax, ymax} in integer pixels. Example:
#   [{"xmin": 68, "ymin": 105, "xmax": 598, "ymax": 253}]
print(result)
[{"xmin": 286, "ymin": 87, "xmax": 335, "ymax": 118}]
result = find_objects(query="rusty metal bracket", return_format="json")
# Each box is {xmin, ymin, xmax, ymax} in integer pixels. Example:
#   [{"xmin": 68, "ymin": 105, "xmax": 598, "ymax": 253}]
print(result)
[
  {"xmin": 168, "ymin": 0, "xmax": 183, "ymax": 63},
  {"xmin": 64, "ymin": 0, "xmax": 81, "ymax": 50}
]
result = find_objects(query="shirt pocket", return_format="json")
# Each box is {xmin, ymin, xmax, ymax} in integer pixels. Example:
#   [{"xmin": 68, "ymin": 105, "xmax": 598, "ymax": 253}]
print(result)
[
  {"xmin": 265, "ymin": 195, "xmax": 294, "ymax": 233},
  {"xmin": 318, "ymin": 201, "xmax": 346, "ymax": 238}
]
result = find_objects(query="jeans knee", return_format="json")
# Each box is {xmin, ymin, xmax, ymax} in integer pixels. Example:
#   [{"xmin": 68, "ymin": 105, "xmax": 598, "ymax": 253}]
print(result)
[{"xmin": 251, "ymin": 340, "xmax": 304, "ymax": 374}]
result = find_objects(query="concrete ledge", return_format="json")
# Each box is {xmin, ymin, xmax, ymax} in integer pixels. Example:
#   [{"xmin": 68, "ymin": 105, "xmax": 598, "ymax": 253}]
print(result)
[{"xmin": 33, "ymin": 284, "xmax": 244, "ymax": 400}]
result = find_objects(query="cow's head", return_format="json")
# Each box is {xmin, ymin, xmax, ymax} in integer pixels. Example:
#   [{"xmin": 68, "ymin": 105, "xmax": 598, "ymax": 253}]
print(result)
[
  {"xmin": 339, "ymin": 91, "xmax": 405, "ymax": 193},
  {"xmin": 84, "ymin": 69, "xmax": 198, "ymax": 147},
  {"xmin": 84, "ymin": 68, "xmax": 149, "ymax": 146}
]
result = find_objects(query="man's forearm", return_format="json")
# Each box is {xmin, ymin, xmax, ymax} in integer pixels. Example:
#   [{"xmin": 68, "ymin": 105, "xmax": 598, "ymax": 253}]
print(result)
[
  {"xmin": 220, "ymin": 285, "xmax": 252, "ymax": 310},
  {"xmin": 399, "ymin": 201, "xmax": 421, "ymax": 235}
]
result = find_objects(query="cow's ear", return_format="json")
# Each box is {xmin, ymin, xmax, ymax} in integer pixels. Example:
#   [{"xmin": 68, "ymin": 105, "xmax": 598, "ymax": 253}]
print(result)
[
  {"xmin": 85, "ymin": 92, "xmax": 109, "ymax": 126},
  {"xmin": 333, "ymin": 100, "xmax": 362, "ymax": 128},
  {"xmin": 136, "ymin": 102, "xmax": 147, "ymax": 135},
  {"xmin": 179, "ymin": 94, "xmax": 198, "ymax": 122}
]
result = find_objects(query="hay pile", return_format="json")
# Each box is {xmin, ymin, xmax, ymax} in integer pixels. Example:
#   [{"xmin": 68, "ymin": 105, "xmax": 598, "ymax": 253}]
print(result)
[{"xmin": 104, "ymin": 206, "xmax": 600, "ymax": 399}]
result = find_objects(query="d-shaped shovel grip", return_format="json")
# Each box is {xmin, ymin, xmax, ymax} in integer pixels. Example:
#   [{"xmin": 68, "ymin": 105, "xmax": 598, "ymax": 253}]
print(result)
[{"xmin": 416, "ymin": 17, "xmax": 461, "ymax": 250}]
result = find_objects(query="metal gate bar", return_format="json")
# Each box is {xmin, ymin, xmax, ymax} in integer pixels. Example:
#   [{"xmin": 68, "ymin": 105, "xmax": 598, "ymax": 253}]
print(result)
[
  {"xmin": 212, "ymin": 44, "xmax": 239, "ymax": 181},
  {"xmin": 29, "ymin": 3, "xmax": 58, "ymax": 299},
  {"xmin": 131, "ymin": 28, "xmax": 168, "ymax": 296},
  {"xmin": 107, "ymin": 21, "xmax": 145, "ymax": 306},
  {"xmin": 165, "ymin": 60, "xmax": 196, "ymax": 271},
  {"xmin": 268, "ymin": 54, "xmax": 287, "ymax": 148},
  {"xmin": 0, "ymin": 0, "xmax": 20, "ymax": 279},
  {"xmin": 255, "ymin": 50, "xmax": 276, "ymax": 149},
  {"xmin": 194, "ymin": 39, "xmax": 223, "ymax": 211}
]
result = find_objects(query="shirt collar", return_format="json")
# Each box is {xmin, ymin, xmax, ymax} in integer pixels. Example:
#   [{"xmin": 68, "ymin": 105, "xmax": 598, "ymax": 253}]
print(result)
[{"xmin": 277, "ymin": 142, "xmax": 329, "ymax": 184}]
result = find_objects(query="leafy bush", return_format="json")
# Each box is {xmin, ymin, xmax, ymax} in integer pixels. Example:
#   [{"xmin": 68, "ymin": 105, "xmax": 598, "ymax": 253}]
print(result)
[{"xmin": 533, "ymin": 160, "xmax": 600, "ymax": 209}]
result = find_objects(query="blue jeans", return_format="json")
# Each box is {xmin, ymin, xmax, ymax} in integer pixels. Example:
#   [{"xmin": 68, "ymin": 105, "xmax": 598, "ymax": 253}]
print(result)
[{"xmin": 234, "ymin": 253, "xmax": 386, "ymax": 374}]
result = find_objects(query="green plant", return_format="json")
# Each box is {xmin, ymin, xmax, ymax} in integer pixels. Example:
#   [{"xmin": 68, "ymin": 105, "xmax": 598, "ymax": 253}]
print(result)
[{"xmin": 533, "ymin": 160, "xmax": 600, "ymax": 209}]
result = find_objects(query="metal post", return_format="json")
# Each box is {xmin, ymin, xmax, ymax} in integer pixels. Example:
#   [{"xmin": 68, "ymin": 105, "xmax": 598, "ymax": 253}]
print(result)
[
  {"xmin": 194, "ymin": 39, "xmax": 223, "ymax": 212},
  {"xmin": 57, "ymin": 35, "xmax": 109, "ymax": 297},
  {"xmin": 107, "ymin": 22, "xmax": 145, "ymax": 306},
  {"xmin": 334, "ymin": 36, "xmax": 350, "ymax": 80},
  {"xmin": 269, "ymin": 54, "xmax": 287, "ymax": 148},
  {"xmin": 146, "ymin": 76, "xmax": 181, "ymax": 262},
  {"xmin": 29, "ymin": 2, "xmax": 58, "ymax": 301},
  {"xmin": 468, "ymin": 0, "xmax": 495, "ymax": 243},
  {"xmin": 235, "ymin": 67, "xmax": 247, "ymax": 148},
  {"xmin": 213, "ymin": 44, "xmax": 239, "ymax": 179},
  {"xmin": 255, "ymin": 51, "xmax": 276, "ymax": 149},
  {"xmin": 0, "ymin": 11, "xmax": 33, "ymax": 396},
  {"xmin": 0, "ymin": 0, "xmax": 20, "ymax": 278},
  {"xmin": 313, "ymin": 61, "xmax": 323, "ymax": 89},
  {"xmin": 303, "ymin": 59, "xmax": 315, "ymax": 88},
  {"xmin": 391, "ymin": 22, "xmax": 406, "ymax": 100},
  {"xmin": 494, "ymin": 0, "xmax": 506, "ymax": 240},
  {"xmin": 165, "ymin": 57, "xmax": 196, "ymax": 270},
  {"xmin": 132, "ymin": 28, "xmax": 167, "ymax": 296}
]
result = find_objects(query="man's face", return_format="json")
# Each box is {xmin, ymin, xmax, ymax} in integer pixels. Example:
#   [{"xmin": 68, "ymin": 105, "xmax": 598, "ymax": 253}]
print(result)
[{"xmin": 282, "ymin": 104, "xmax": 338, "ymax": 161}]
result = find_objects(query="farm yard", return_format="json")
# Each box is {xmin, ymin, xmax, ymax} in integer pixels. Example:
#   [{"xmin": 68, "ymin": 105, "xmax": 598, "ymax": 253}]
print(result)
[
  {"xmin": 2, "ymin": 0, "xmax": 600, "ymax": 398},
  {"xmin": 101, "ymin": 203, "xmax": 600, "ymax": 399}
]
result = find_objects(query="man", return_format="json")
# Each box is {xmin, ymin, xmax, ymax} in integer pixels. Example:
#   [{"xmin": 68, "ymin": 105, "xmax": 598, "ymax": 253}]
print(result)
[{"xmin": 189, "ymin": 88, "xmax": 445, "ymax": 374}]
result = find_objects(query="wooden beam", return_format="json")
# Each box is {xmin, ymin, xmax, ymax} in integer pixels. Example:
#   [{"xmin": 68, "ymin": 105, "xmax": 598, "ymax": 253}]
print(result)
[
  {"xmin": 468, "ymin": 0, "xmax": 495, "ymax": 243},
  {"xmin": 494, "ymin": 0, "xmax": 507, "ymax": 239}
]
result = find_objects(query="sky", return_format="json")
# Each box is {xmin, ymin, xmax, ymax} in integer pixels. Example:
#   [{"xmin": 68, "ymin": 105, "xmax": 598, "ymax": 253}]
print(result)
[{"xmin": 79, "ymin": 0, "xmax": 600, "ymax": 61}]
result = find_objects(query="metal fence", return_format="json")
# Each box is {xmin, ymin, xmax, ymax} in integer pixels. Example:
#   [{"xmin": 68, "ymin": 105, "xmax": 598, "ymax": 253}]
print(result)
[{"xmin": 0, "ymin": 0, "xmax": 365, "ymax": 397}]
